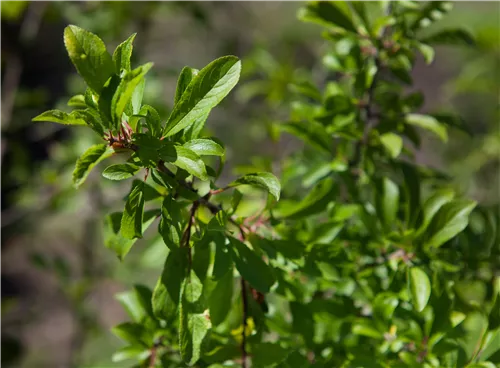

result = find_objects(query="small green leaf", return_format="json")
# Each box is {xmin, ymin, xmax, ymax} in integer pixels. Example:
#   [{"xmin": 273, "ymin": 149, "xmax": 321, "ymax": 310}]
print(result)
[
  {"xmin": 406, "ymin": 113, "xmax": 448, "ymax": 142},
  {"xmin": 417, "ymin": 189, "xmax": 455, "ymax": 234},
  {"xmin": 72, "ymin": 144, "xmax": 113, "ymax": 188},
  {"xmin": 102, "ymin": 163, "xmax": 140, "ymax": 181},
  {"xmin": 426, "ymin": 199, "xmax": 477, "ymax": 248},
  {"xmin": 298, "ymin": 1, "xmax": 357, "ymax": 33},
  {"xmin": 32, "ymin": 110, "xmax": 87, "ymax": 126},
  {"xmin": 230, "ymin": 237, "xmax": 275, "ymax": 293},
  {"xmin": 179, "ymin": 271, "xmax": 211, "ymax": 365},
  {"xmin": 380, "ymin": 132, "xmax": 403, "ymax": 158},
  {"xmin": 173, "ymin": 146, "xmax": 208, "ymax": 180},
  {"xmin": 113, "ymin": 33, "xmax": 136, "ymax": 74},
  {"xmin": 112, "ymin": 63, "xmax": 153, "ymax": 126},
  {"xmin": 174, "ymin": 66, "xmax": 199, "ymax": 105},
  {"xmin": 138, "ymin": 105, "xmax": 162, "ymax": 137},
  {"xmin": 115, "ymin": 290, "xmax": 146, "ymax": 323},
  {"xmin": 208, "ymin": 269, "xmax": 233, "ymax": 326},
  {"xmin": 279, "ymin": 120, "xmax": 331, "ymax": 154},
  {"xmin": 164, "ymin": 56, "xmax": 241, "ymax": 137},
  {"xmin": 183, "ymin": 139, "xmax": 224, "ymax": 157},
  {"xmin": 67, "ymin": 94, "xmax": 86, "ymax": 108},
  {"xmin": 409, "ymin": 267, "xmax": 431, "ymax": 312},
  {"xmin": 63, "ymin": 25, "xmax": 114, "ymax": 93},
  {"xmin": 131, "ymin": 78, "xmax": 145, "ymax": 115},
  {"xmin": 120, "ymin": 181, "xmax": 145, "ymax": 239},
  {"xmin": 111, "ymin": 346, "xmax": 150, "ymax": 363},
  {"xmin": 414, "ymin": 42, "xmax": 435, "ymax": 65},
  {"xmin": 376, "ymin": 177, "xmax": 400, "ymax": 230},
  {"xmin": 420, "ymin": 28, "xmax": 475, "ymax": 46},
  {"xmin": 111, "ymin": 322, "xmax": 151, "ymax": 346},
  {"xmin": 228, "ymin": 172, "xmax": 280, "ymax": 201}
]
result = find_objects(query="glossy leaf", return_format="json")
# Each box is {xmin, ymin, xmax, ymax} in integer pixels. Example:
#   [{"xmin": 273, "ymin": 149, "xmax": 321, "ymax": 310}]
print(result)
[
  {"xmin": 426, "ymin": 199, "xmax": 477, "ymax": 248},
  {"xmin": 406, "ymin": 113, "xmax": 448, "ymax": 142},
  {"xmin": 228, "ymin": 172, "xmax": 280, "ymax": 201},
  {"xmin": 113, "ymin": 33, "xmax": 136, "ymax": 74},
  {"xmin": 63, "ymin": 25, "xmax": 114, "ymax": 93},
  {"xmin": 175, "ymin": 66, "xmax": 199, "ymax": 105},
  {"xmin": 183, "ymin": 139, "xmax": 224, "ymax": 157},
  {"xmin": 409, "ymin": 267, "xmax": 431, "ymax": 312},
  {"xmin": 32, "ymin": 109, "xmax": 87, "ymax": 126},
  {"xmin": 102, "ymin": 163, "xmax": 140, "ymax": 181},
  {"xmin": 72, "ymin": 144, "xmax": 114, "ymax": 188},
  {"xmin": 164, "ymin": 56, "xmax": 241, "ymax": 137},
  {"xmin": 173, "ymin": 146, "xmax": 208, "ymax": 180}
]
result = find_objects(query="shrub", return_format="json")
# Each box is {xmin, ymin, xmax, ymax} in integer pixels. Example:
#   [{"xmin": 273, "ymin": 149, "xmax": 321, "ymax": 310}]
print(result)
[{"xmin": 33, "ymin": 2, "xmax": 499, "ymax": 367}]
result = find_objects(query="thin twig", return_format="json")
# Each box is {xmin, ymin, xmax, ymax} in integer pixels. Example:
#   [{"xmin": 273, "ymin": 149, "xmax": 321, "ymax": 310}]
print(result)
[{"xmin": 240, "ymin": 278, "xmax": 249, "ymax": 368}]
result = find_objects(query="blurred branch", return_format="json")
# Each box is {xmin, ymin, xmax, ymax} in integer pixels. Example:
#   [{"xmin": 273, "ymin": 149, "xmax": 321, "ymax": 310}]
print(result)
[{"xmin": 1, "ymin": 2, "xmax": 47, "ymax": 162}]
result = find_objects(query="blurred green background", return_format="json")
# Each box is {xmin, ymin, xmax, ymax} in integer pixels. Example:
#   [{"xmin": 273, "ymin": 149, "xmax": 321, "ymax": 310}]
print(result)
[{"xmin": 1, "ymin": 2, "xmax": 498, "ymax": 367}]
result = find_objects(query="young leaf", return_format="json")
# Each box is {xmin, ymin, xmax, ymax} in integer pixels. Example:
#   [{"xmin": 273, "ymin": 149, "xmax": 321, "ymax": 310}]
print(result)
[
  {"xmin": 73, "ymin": 144, "xmax": 114, "ymax": 188},
  {"xmin": 111, "ymin": 346, "xmax": 150, "ymax": 363},
  {"xmin": 298, "ymin": 1, "xmax": 357, "ymax": 33},
  {"xmin": 409, "ymin": 267, "xmax": 431, "ymax": 312},
  {"xmin": 112, "ymin": 63, "xmax": 153, "ymax": 126},
  {"xmin": 183, "ymin": 139, "xmax": 224, "ymax": 157},
  {"xmin": 174, "ymin": 66, "xmax": 199, "ymax": 105},
  {"xmin": 121, "ymin": 181, "xmax": 145, "ymax": 239},
  {"xmin": 163, "ymin": 56, "xmax": 241, "ymax": 137},
  {"xmin": 102, "ymin": 163, "xmax": 140, "ymax": 181},
  {"xmin": 420, "ymin": 28, "xmax": 475, "ymax": 47},
  {"xmin": 67, "ymin": 94, "xmax": 86, "ymax": 108},
  {"xmin": 173, "ymin": 146, "xmax": 208, "ymax": 180},
  {"xmin": 113, "ymin": 33, "xmax": 136, "ymax": 74},
  {"xmin": 425, "ymin": 199, "xmax": 477, "ymax": 248},
  {"xmin": 208, "ymin": 269, "xmax": 233, "ymax": 326},
  {"xmin": 376, "ymin": 177, "xmax": 400, "ymax": 229},
  {"xmin": 138, "ymin": 105, "xmax": 162, "ymax": 138},
  {"xmin": 131, "ymin": 78, "xmax": 145, "ymax": 115},
  {"xmin": 230, "ymin": 237, "xmax": 275, "ymax": 293},
  {"xmin": 179, "ymin": 271, "xmax": 211, "ymax": 365},
  {"xmin": 228, "ymin": 172, "xmax": 281, "ymax": 201},
  {"xmin": 406, "ymin": 113, "xmax": 448, "ymax": 142},
  {"xmin": 32, "ymin": 110, "xmax": 87, "ymax": 126},
  {"xmin": 63, "ymin": 25, "xmax": 114, "ymax": 93}
]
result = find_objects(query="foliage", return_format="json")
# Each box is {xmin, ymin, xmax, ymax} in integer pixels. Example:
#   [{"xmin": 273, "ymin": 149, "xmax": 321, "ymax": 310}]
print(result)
[{"xmin": 33, "ymin": 2, "xmax": 499, "ymax": 368}]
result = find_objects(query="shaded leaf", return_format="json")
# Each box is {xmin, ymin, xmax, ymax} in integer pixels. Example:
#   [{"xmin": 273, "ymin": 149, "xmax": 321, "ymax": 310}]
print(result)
[
  {"xmin": 73, "ymin": 144, "xmax": 113, "ymax": 188},
  {"xmin": 228, "ymin": 172, "xmax": 281, "ymax": 201},
  {"xmin": 406, "ymin": 113, "xmax": 448, "ymax": 142},
  {"xmin": 174, "ymin": 146, "xmax": 208, "ymax": 180},
  {"xmin": 120, "ymin": 181, "xmax": 145, "ymax": 239}
]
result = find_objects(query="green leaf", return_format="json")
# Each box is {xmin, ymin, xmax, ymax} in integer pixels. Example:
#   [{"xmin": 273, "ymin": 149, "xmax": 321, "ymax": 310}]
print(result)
[
  {"xmin": 152, "ymin": 248, "xmax": 188, "ymax": 320},
  {"xmin": 113, "ymin": 33, "xmax": 136, "ymax": 74},
  {"xmin": 102, "ymin": 163, "xmax": 140, "ymax": 181},
  {"xmin": 175, "ymin": 66, "xmax": 199, "ymax": 105},
  {"xmin": 115, "ymin": 290, "xmax": 146, "ymax": 323},
  {"xmin": 208, "ymin": 268, "xmax": 233, "ymax": 326},
  {"xmin": 274, "ymin": 178, "xmax": 336, "ymax": 219},
  {"xmin": 163, "ymin": 56, "xmax": 241, "ymax": 137},
  {"xmin": 212, "ymin": 234, "xmax": 232, "ymax": 280},
  {"xmin": 409, "ymin": 267, "xmax": 431, "ymax": 312},
  {"xmin": 417, "ymin": 189, "xmax": 455, "ymax": 234},
  {"xmin": 298, "ymin": 1, "xmax": 357, "ymax": 33},
  {"xmin": 460, "ymin": 311, "xmax": 488, "ymax": 361},
  {"xmin": 183, "ymin": 139, "xmax": 224, "ymax": 157},
  {"xmin": 131, "ymin": 78, "xmax": 145, "ymax": 115},
  {"xmin": 104, "ymin": 210, "xmax": 157, "ymax": 260},
  {"xmin": 230, "ymin": 237, "xmax": 275, "ymax": 293},
  {"xmin": 375, "ymin": 177, "xmax": 400, "ymax": 230},
  {"xmin": 420, "ymin": 28, "xmax": 475, "ymax": 47},
  {"xmin": 63, "ymin": 25, "xmax": 114, "ymax": 93},
  {"xmin": 32, "ymin": 110, "xmax": 87, "ymax": 126},
  {"xmin": 252, "ymin": 343, "xmax": 289, "ymax": 367},
  {"xmin": 112, "ymin": 63, "xmax": 153, "ymax": 126},
  {"xmin": 72, "ymin": 144, "xmax": 113, "ymax": 188},
  {"xmin": 380, "ymin": 133, "xmax": 403, "ymax": 158},
  {"xmin": 279, "ymin": 120, "xmax": 331, "ymax": 154},
  {"xmin": 426, "ymin": 199, "xmax": 477, "ymax": 248},
  {"xmin": 111, "ymin": 346, "xmax": 150, "ymax": 363},
  {"xmin": 138, "ymin": 105, "xmax": 162, "ymax": 138},
  {"xmin": 173, "ymin": 146, "xmax": 208, "ymax": 180},
  {"xmin": 228, "ymin": 172, "xmax": 281, "ymax": 201},
  {"xmin": 111, "ymin": 322, "xmax": 151, "ymax": 346},
  {"xmin": 159, "ymin": 197, "xmax": 183, "ymax": 249},
  {"xmin": 179, "ymin": 271, "xmax": 211, "ymax": 366},
  {"xmin": 406, "ymin": 113, "xmax": 448, "ymax": 142},
  {"xmin": 67, "ymin": 95, "xmax": 86, "ymax": 108},
  {"xmin": 120, "ymin": 181, "xmax": 145, "ymax": 239},
  {"xmin": 414, "ymin": 42, "xmax": 435, "ymax": 65}
]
